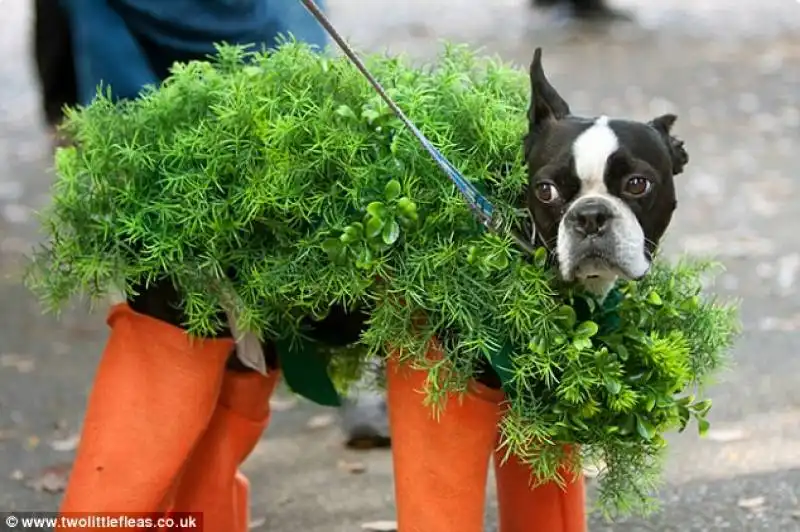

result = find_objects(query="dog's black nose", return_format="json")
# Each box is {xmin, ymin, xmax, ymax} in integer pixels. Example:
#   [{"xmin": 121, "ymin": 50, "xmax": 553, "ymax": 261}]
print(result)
[{"xmin": 569, "ymin": 198, "xmax": 614, "ymax": 236}]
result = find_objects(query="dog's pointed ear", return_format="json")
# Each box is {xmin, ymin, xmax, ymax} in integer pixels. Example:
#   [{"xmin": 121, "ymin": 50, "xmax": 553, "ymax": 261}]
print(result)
[
  {"xmin": 649, "ymin": 113, "xmax": 689, "ymax": 176},
  {"xmin": 528, "ymin": 48, "xmax": 570, "ymax": 128}
]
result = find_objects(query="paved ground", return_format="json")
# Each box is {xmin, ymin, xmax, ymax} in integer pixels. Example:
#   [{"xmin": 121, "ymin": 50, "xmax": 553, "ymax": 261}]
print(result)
[{"xmin": 1, "ymin": 0, "xmax": 800, "ymax": 530}]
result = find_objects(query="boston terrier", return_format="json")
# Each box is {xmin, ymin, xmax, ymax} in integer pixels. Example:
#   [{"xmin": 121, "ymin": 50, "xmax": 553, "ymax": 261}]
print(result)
[{"xmin": 523, "ymin": 48, "xmax": 688, "ymax": 297}]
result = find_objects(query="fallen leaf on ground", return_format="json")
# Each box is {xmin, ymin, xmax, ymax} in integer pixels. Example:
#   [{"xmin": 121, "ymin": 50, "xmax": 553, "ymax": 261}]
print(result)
[
  {"xmin": 50, "ymin": 434, "xmax": 80, "ymax": 452},
  {"xmin": 706, "ymin": 427, "xmax": 748, "ymax": 442},
  {"xmin": 737, "ymin": 496, "xmax": 766, "ymax": 511},
  {"xmin": 25, "ymin": 464, "xmax": 71, "ymax": 493},
  {"xmin": 338, "ymin": 460, "xmax": 367, "ymax": 474},
  {"xmin": 26, "ymin": 435, "xmax": 40, "ymax": 450},
  {"xmin": 306, "ymin": 414, "xmax": 334, "ymax": 429},
  {"xmin": 10, "ymin": 469, "xmax": 24, "ymax": 481},
  {"xmin": 248, "ymin": 516, "xmax": 266, "ymax": 529},
  {"xmin": 361, "ymin": 520, "xmax": 397, "ymax": 531},
  {"xmin": 0, "ymin": 354, "xmax": 35, "ymax": 373}
]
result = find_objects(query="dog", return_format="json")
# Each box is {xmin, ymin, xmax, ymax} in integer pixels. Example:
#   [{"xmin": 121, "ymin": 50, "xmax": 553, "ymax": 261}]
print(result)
[{"xmin": 59, "ymin": 47, "xmax": 689, "ymax": 532}]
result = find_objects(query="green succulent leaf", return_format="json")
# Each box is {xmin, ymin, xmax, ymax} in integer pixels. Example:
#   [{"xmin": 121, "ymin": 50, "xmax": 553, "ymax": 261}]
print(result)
[
  {"xmin": 382, "ymin": 219, "xmax": 401, "ymax": 246},
  {"xmin": 365, "ymin": 216, "xmax": 384, "ymax": 239},
  {"xmin": 384, "ymin": 179, "xmax": 402, "ymax": 201}
]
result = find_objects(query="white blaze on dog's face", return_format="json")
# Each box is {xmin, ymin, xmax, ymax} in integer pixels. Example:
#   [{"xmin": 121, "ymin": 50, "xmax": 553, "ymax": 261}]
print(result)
[
  {"xmin": 522, "ymin": 49, "xmax": 689, "ymax": 295},
  {"xmin": 556, "ymin": 116, "xmax": 648, "ymax": 292}
]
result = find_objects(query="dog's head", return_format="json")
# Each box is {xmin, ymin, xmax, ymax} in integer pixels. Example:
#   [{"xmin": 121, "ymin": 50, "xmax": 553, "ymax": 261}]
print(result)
[{"xmin": 523, "ymin": 49, "xmax": 689, "ymax": 295}]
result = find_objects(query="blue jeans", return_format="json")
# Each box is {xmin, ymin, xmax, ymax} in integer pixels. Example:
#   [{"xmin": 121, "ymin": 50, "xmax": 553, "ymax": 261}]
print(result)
[{"xmin": 60, "ymin": 0, "xmax": 328, "ymax": 105}]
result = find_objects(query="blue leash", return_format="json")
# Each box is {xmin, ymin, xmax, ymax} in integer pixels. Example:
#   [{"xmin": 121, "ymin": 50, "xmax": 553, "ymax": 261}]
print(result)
[{"xmin": 299, "ymin": 0, "xmax": 535, "ymax": 255}]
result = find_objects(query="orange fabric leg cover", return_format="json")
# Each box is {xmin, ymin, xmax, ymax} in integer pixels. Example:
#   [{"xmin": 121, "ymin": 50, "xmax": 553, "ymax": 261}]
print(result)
[
  {"xmin": 387, "ymin": 354, "xmax": 504, "ymax": 532},
  {"xmin": 58, "ymin": 304, "xmax": 233, "ymax": 523},
  {"xmin": 170, "ymin": 370, "xmax": 280, "ymax": 532},
  {"xmin": 494, "ymin": 446, "xmax": 587, "ymax": 532}
]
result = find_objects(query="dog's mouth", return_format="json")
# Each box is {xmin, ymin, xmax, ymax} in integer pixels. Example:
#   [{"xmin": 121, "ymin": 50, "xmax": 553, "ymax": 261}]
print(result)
[
  {"xmin": 572, "ymin": 253, "xmax": 620, "ymax": 280},
  {"xmin": 567, "ymin": 246, "xmax": 648, "ymax": 282}
]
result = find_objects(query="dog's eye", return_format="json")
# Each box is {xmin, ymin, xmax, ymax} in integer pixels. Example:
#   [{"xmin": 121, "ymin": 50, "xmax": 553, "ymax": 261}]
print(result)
[
  {"xmin": 622, "ymin": 175, "xmax": 651, "ymax": 197},
  {"xmin": 534, "ymin": 182, "xmax": 560, "ymax": 203}
]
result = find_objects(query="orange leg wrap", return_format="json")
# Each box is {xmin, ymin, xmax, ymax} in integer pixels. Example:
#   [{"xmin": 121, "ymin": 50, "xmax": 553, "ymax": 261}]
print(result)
[
  {"xmin": 58, "ymin": 304, "xmax": 233, "ymax": 528},
  {"xmin": 494, "ymin": 446, "xmax": 587, "ymax": 532},
  {"xmin": 386, "ymin": 353, "xmax": 504, "ymax": 532},
  {"xmin": 169, "ymin": 370, "xmax": 280, "ymax": 532}
]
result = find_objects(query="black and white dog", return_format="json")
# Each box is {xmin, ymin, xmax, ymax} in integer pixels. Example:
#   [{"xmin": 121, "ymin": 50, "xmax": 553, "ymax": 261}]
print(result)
[{"xmin": 524, "ymin": 48, "xmax": 688, "ymax": 296}]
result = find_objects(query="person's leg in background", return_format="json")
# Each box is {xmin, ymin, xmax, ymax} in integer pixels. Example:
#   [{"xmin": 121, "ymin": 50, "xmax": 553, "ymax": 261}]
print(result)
[
  {"xmin": 530, "ymin": 0, "xmax": 631, "ymax": 20},
  {"xmin": 31, "ymin": 0, "xmax": 78, "ymax": 144}
]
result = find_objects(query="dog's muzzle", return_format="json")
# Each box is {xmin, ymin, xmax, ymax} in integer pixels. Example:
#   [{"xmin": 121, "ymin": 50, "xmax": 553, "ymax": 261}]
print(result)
[{"xmin": 557, "ymin": 195, "xmax": 649, "ymax": 283}]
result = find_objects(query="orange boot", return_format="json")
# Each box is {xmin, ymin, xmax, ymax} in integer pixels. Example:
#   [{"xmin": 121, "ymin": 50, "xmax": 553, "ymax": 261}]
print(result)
[
  {"xmin": 169, "ymin": 369, "xmax": 281, "ymax": 532},
  {"xmin": 58, "ymin": 303, "xmax": 233, "ymax": 524},
  {"xmin": 386, "ymin": 348, "xmax": 504, "ymax": 532},
  {"xmin": 494, "ymin": 445, "xmax": 587, "ymax": 532}
]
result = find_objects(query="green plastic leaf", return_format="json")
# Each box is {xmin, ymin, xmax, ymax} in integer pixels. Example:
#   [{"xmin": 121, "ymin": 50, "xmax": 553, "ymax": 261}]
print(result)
[
  {"xmin": 486, "ymin": 253, "xmax": 509, "ymax": 271},
  {"xmin": 690, "ymin": 399, "xmax": 712, "ymax": 417},
  {"xmin": 356, "ymin": 247, "xmax": 373, "ymax": 269},
  {"xmin": 334, "ymin": 105, "xmax": 357, "ymax": 119},
  {"xmin": 647, "ymin": 291, "xmax": 663, "ymax": 306},
  {"xmin": 397, "ymin": 196, "xmax": 416, "ymax": 215},
  {"xmin": 697, "ymin": 418, "xmax": 711, "ymax": 436},
  {"xmin": 572, "ymin": 337, "xmax": 592, "ymax": 351},
  {"xmin": 366, "ymin": 201, "xmax": 386, "ymax": 219},
  {"xmin": 644, "ymin": 395, "xmax": 656, "ymax": 412},
  {"xmin": 365, "ymin": 216, "xmax": 384, "ymax": 238},
  {"xmin": 361, "ymin": 108, "xmax": 381, "ymax": 124},
  {"xmin": 554, "ymin": 305, "xmax": 577, "ymax": 329},
  {"xmin": 384, "ymin": 179, "xmax": 402, "ymax": 201},
  {"xmin": 616, "ymin": 344, "xmax": 629, "ymax": 361},
  {"xmin": 466, "ymin": 245, "xmax": 479, "ymax": 264},
  {"xmin": 575, "ymin": 321, "xmax": 599, "ymax": 338},
  {"xmin": 604, "ymin": 378, "xmax": 622, "ymax": 395},
  {"xmin": 321, "ymin": 239, "xmax": 342, "ymax": 259},
  {"xmin": 635, "ymin": 416, "xmax": 655, "ymax": 441},
  {"xmin": 348, "ymin": 222, "xmax": 363, "ymax": 237},
  {"xmin": 382, "ymin": 219, "xmax": 400, "ymax": 245},
  {"xmin": 533, "ymin": 247, "xmax": 548, "ymax": 268}
]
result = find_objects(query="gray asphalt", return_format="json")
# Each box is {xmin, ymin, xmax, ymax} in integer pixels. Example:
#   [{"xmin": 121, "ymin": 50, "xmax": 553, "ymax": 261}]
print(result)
[{"xmin": 1, "ymin": 0, "xmax": 799, "ymax": 530}]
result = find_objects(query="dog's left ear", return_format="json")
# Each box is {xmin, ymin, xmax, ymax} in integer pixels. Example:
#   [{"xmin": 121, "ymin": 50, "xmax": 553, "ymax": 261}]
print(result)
[
  {"xmin": 528, "ymin": 48, "xmax": 570, "ymax": 130},
  {"xmin": 649, "ymin": 114, "xmax": 689, "ymax": 176},
  {"xmin": 524, "ymin": 48, "xmax": 570, "ymax": 161}
]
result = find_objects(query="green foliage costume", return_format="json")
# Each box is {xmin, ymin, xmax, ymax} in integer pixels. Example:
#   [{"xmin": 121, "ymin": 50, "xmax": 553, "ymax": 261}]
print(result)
[{"xmin": 28, "ymin": 41, "xmax": 739, "ymax": 515}]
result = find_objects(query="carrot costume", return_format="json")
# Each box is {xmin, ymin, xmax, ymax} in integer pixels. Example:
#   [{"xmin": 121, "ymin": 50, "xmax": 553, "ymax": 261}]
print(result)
[
  {"xmin": 387, "ymin": 345, "xmax": 587, "ymax": 532},
  {"xmin": 57, "ymin": 279, "xmax": 279, "ymax": 532}
]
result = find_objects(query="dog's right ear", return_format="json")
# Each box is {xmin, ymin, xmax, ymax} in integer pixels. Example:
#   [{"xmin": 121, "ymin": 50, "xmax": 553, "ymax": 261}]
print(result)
[
  {"xmin": 649, "ymin": 114, "xmax": 689, "ymax": 176},
  {"xmin": 528, "ymin": 48, "xmax": 571, "ymax": 129}
]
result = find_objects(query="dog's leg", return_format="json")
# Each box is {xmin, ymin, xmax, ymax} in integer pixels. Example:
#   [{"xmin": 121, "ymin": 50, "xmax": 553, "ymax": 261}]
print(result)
[
  {"xmin": 493, "ymin": 446, "xmax": 586, "ymax": 532},
  {"xmin": 386, "ymin": 351, "xmax": 503, "ymax": 532},
  {"xmin": 57, "ymin": 303, "xmax": 233, "ymax": 520},
  {"xmin": 169, "ymin": 364, "xmax": 281, "ymax": 532}
]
